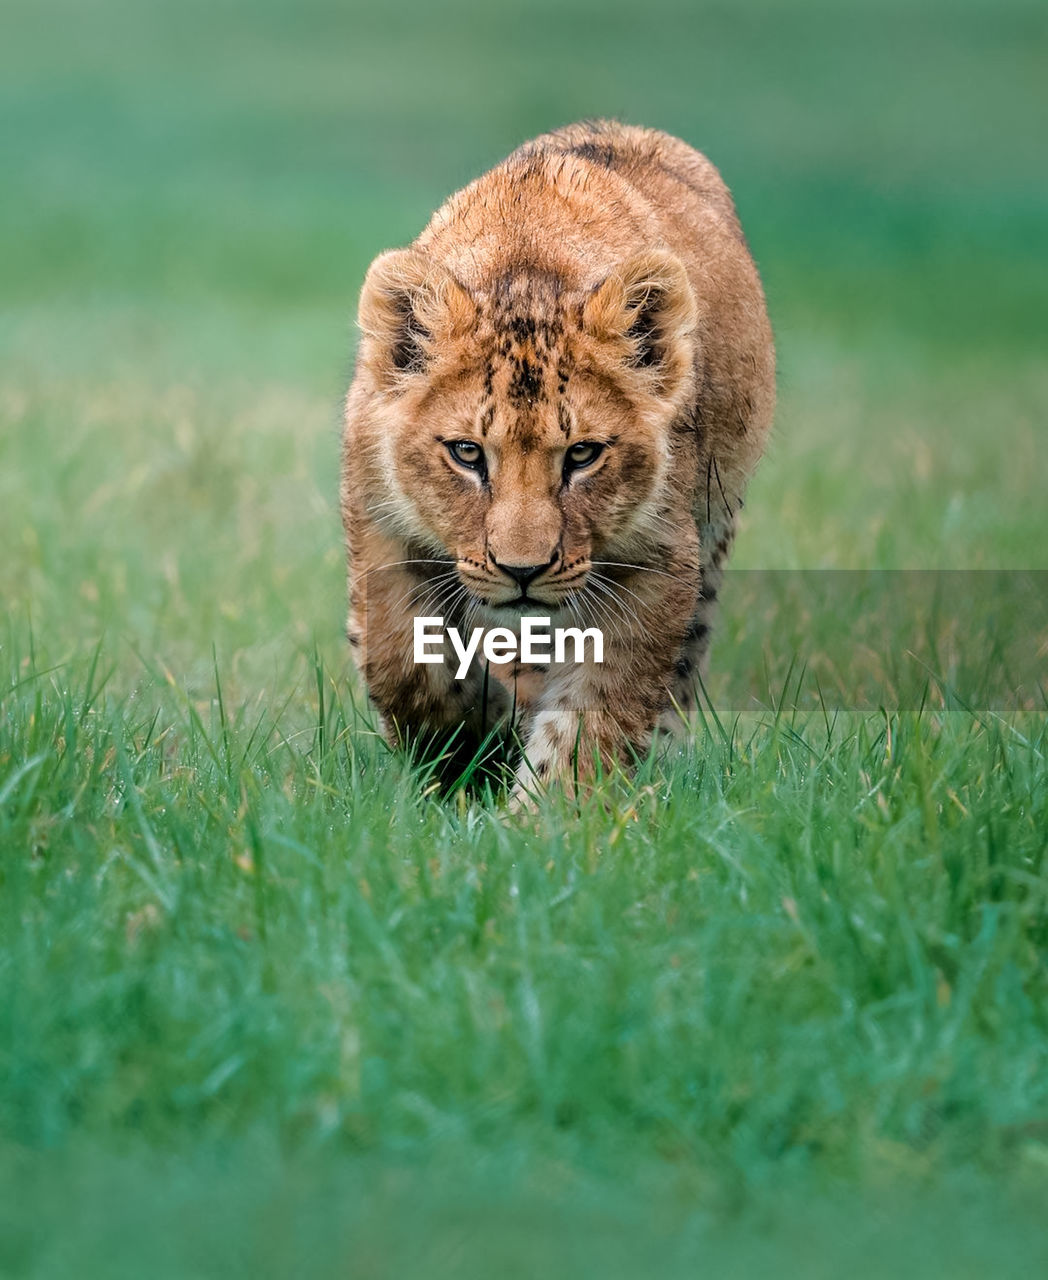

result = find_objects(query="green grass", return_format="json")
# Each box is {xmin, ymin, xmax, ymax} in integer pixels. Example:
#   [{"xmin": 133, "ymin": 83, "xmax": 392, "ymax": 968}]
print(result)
[{"xmin": 2, "ymin": 0, "xmax": 1047, "ymax": 1274}]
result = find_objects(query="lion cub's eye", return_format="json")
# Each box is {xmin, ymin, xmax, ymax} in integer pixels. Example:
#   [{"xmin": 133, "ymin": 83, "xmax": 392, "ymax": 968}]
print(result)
[
  {"xmin": 564, "ymin": 441, "xmax": 604, "ymax": 474},
  {"xmin": 446, "ymin": 440, "xmax": 485, "ymax": 471}
]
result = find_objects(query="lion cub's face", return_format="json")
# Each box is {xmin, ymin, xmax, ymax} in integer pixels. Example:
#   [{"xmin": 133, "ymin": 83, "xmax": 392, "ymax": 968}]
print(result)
[{"xmin": 356, "ymin": 249, "xmax": 697, "ymax": 611}]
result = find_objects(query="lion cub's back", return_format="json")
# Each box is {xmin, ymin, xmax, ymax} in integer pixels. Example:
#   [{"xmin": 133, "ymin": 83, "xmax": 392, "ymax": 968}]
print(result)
[
  {"xmin": 523, "ymin": 121, "xmax": 775, "ymax": 480},
  {"xmin": 516, "ymin": 119, "xmax": 745, "ymax": 243}
]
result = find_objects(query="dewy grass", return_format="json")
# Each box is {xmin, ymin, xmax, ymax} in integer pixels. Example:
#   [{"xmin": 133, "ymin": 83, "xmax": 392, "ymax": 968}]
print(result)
[
  {"xmin": 2, "ymin": 0, "xmax": 1047, "ymax": 1272},
  {"xmin": 3, "ymin": 629, "xmax": 1048, "ymax": 1272},
  {"xmin": 3, "ymin": 637, "xmax": 1046, "ymax": 1166}
]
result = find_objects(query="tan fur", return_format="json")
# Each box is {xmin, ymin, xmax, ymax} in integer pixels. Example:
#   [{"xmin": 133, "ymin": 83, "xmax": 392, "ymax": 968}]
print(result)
[{"xmin": 341, "ymin": 120, "xmax": 775, "ymax": 798}]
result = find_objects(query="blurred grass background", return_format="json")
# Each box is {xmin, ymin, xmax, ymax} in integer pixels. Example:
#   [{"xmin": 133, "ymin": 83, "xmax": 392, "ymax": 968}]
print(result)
[{"xmin": 1, "ymin": 0, "xmax": 1047, "ymax": 1275}]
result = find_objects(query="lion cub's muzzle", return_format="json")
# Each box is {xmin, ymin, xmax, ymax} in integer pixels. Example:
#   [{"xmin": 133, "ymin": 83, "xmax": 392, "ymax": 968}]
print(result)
[{"xmin": 456, "ymin": 549, "xmax": 588, "ymax": 608}]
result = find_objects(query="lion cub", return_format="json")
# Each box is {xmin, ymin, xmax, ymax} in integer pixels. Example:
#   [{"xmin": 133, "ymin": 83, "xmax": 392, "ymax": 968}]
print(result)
[{"xmin": 341, "ymin": 120, "xmax": 775, "ymax": 797}]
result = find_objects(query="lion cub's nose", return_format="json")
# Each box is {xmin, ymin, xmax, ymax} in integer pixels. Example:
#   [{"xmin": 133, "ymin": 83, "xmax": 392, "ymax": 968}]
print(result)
[{"xmin": 494, "ymin": 555, "xmax": 556, "ymax": 589}]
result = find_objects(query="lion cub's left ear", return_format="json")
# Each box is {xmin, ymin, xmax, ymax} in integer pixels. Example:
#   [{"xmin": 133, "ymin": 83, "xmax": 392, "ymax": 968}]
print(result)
[
  {"xmin": 583, "ymin": 250, "xmax": 698, "ymax": 401},
  {"xmin": 357, "ymin": 248, "xmax": 478, "ymax": 389}
]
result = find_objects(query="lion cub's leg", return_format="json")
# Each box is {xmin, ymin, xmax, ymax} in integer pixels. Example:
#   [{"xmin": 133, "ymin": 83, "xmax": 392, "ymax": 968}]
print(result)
[{"xmin": 348, "ymin": 530, "xmax": 511, "ymax": 756}]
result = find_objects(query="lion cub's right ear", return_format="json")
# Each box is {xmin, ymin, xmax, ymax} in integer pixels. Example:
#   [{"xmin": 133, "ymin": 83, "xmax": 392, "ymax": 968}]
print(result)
[{"xmin": 356, "ymin": 249, "xmax": 477, "ymax": 388}]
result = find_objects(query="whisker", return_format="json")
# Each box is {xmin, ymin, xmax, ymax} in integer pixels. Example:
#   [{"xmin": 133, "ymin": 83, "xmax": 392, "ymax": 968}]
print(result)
[
  {"xmin": 365, "ymin": 558, "xmax": 455, "ymax": 577},
  {"xmin": 591, "ymin": 579, "xmax": 641, "ymax": 652},
  {"xmin": 577, "ymin": 584, "xmax": 632, "ymax": 655},
  {"xmin": 587, "ymin": 571, "xmax": 646, "ymax": 620},
  {"xmin": 712, "ymin": 455, "xmax": 734, "ymax": 518},
  {"xmin": 386, "ymin": 570, "xmax": 461, "ymax": 616},
  {"xmin": 590, "ymin": 560, "xmax": 687, "ymax": 582},
  {"xmin": 404, "ymin": 570, "xmax": 464, "ymax": 621},
  {"xmin": 586, "ymin": 575, "xmax": 641, "ymax": 630},
  {"xmin": 427, "ymin": 577, "xmax": 469, "ymax": 620}
]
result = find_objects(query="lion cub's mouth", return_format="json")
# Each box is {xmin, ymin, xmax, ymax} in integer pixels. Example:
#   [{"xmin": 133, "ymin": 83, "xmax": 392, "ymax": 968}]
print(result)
[
  {"xmin": 460, "ymin": 580, "xmax": 571, "ymax": 611},
  {"xmin": 482, "ymin": 588, "xmax": 574, "ymax": 612}
]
